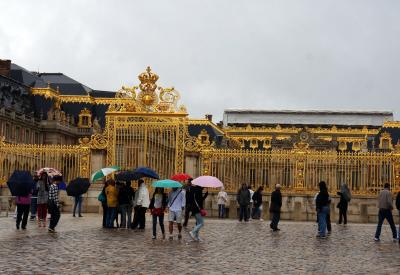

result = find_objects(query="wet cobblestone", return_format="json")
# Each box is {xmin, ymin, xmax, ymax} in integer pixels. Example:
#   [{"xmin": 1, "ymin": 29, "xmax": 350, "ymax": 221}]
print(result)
[{"xmin": 0, "ymin": 214, "xmax": 400, "ymax": 274}]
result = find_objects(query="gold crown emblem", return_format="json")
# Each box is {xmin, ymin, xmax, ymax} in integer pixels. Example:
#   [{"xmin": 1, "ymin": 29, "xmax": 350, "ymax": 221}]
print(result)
[{"xmin": 138, "ymin": 66, "xmax": 159, "ymax": 85}]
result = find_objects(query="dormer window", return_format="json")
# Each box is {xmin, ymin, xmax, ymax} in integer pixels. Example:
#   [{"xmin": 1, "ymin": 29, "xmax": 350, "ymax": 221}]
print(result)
[
  {"xmin": 379, "ymin": 132, "xmax": 393, "ymax": 150},
  {"xmin": 78, "ymin": 108, "xmax": 92, "ymax": 128}
]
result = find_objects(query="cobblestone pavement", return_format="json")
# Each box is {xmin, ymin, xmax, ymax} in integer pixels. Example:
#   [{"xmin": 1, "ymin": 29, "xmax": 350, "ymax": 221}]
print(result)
[{"xmin": 0, "ymin": 214, "xmax": 400, "ymax": 274}]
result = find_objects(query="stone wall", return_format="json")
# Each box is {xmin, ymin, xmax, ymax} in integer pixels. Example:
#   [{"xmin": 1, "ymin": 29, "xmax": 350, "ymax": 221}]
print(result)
[{"xmin": 2, "ymin": 185, "xmax": 400, "ymax": 223}]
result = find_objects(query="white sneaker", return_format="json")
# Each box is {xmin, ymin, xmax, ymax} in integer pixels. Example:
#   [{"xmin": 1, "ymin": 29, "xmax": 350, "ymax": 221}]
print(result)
[
  {"xmin": 374, "ymin": 237, "xmax": 380, "ymax": 242},
  {"xmin": 189, "ymin": 231, "xmax": 196, "ymax": 241}
]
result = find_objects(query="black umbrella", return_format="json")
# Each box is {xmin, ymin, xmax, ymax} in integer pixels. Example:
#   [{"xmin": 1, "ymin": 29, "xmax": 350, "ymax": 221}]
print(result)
[
  {"xmin": 7, "ymin": 170, "xmax": 34, "ymax": 196},
  {"xmin": 66, "ymin": 178, "xmax": 90, "ymax": 197},
  {"xmin": 115, "ymin": 171, "xmax": 137, "ymax": 182}
]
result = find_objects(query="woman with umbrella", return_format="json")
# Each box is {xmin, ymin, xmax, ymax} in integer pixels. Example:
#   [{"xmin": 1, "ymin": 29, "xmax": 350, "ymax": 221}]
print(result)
[
  {"xmin": 16, "ymin": 192, "xmax": 32, "ymax": 230},
  {"xmin": 36, "ymin": 172, "xmax": 49, "ymax": 227},
  {"xmin": 132, "ymin": 179, "xmax": 150, "ymax": 230},
  {"xmin": 149, "ymin": 187, "xmax": 167, "ymax": 239}
]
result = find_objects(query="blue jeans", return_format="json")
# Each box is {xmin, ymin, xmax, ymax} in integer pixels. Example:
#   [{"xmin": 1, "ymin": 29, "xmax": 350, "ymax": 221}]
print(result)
[
  {"xmin": 30, "ymin": 197, "xmax": 37, "ymax": 219},
  {"xmin": 73, "ymin": 196, "xmax": 82, "ymax": 216},
  {"xmin": 191, "ymin": 213, "xmax": 204, "ymax": 238},
  {"xmin": 317, "ymin": 206, "xmax": 329, "ymax": 236},
  {"xmin": 106, "ymin": 207, "xmax": 117, "ymax": 228},
  {"xmin": 119, "ymin": 204, "xmax": 133, "ymax": 228},
  {"xmin": 374, "ymin": 209, "xmax": 397, "ymax": 239},
  {"xmin": 218, "ymin": 204, "xmax": 225, "ymax": 218}
]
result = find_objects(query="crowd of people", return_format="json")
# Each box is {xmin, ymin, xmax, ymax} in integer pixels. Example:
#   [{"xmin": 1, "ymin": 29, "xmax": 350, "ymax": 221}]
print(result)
[
  {"xmin": 15, "ymin": 172, "xmax": 63, "ymax": 232},
  {"xmin": 11, "ymin": 173, "xmax": 400, "ymax": 243},
  {"xmin": 98, "ymin": 178, "xmax": 209, "ymax": 241}
]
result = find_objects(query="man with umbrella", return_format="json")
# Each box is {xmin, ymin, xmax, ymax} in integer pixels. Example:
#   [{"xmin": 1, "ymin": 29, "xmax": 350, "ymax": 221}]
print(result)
[{"xmin": 48, "ymin": 175, "xmax": 62, "ymax": 232}]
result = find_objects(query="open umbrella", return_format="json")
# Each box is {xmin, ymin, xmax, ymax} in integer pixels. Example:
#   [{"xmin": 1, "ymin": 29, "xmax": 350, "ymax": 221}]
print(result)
[
  {"xmin": 115, "ymin": 170, "xmax": 137, "ymax": 182},
  {"xmin": 67, "ymin": 178, "xmax": 90, "ymax": 196},
  {"xmin": 91, "ymin": 166, "xmax": 121, "ymax": 182},
  {"xmin": 58, "ymin": 181, "xmax": 67, "ymax": 191},
  {"xmin": 133, "ymin": 167, "xmax": 159, "ymax": 179},
  {"xmin": 192, "ymin": 176, "xmax": 223, "ymax": 188},
  {"xmin": 7, "ymin": 170, "xmax": 34, "ymax": 196},
  {"xmin": 152, "ymin": 179, "xmax": 182, "ymax": 188},
  {"xmin": 171, "ymin": 173, "xmax": 192, "ymax": 181},
  {"xmin": 36, "ymin": 167, "xmax": 62, "ymax": 177}
]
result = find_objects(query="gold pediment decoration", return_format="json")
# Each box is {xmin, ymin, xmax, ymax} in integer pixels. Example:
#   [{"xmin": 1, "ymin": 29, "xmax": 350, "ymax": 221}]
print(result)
[
  {"xmin": 379, "ymin": 132, "xmax": 393, "ymax": 150},
  {"xmin": 383, "ymin": 121, "xmax": 400, "ymax": 128},
  {"xmin": 107, "ymin": 67, "xmax": 186, "ymax": 115}
]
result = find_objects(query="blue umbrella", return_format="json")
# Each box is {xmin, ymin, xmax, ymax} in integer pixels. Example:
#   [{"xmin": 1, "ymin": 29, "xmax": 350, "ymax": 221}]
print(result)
[
  {"xmin": 133, "ymin": 167, "xmax": 159, "ymax": 180},
  {"xmin": 7, "ymin": 170, "xmax": 34, "ymax": 196},
  {"xmin": 58, "ymin": 181, "xmax": 67, "ymax": 191}
]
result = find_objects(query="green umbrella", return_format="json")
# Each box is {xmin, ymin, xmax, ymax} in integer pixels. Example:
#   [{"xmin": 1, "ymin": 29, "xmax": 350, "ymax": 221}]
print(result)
[
  {"xmin": 91, "ymin": 166, "xmax": 121, "ymax": 182},
  {"xmin": 152, "ymin": 179, "xmax": 182, "ymax": 188}
]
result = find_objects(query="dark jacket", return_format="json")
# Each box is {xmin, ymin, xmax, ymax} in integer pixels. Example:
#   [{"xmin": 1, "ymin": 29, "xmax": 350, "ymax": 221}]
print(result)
[
  {"xmin": 337, "ymin": 192, "xmax": 348, "ymax": 211},
  {"xmin": 252, "ymin": 191, "xmax": 263, "ymax": 208},
  {"xmin": 316, "ymin": 190, "xmax": 330, "ymax": 211},
  {"xmin": 118, "ymin": 185, "xmax": 134, "ymax": 206},
  {"xmin": 237, "ymin": 188, "xmax": 251, "ymax": 206},
  {"xmin": 149, "ymin": 192, "xmax": 167, "ymax": 210},
  {"xmin": 269, "ymin": 190, "xmax": 282, "ymax": 213},
  {"xmin": 191, "ymin": 186, "xmax": 208, "ymax": 215},
  {"xmin": 396, "ymin": 192, "xmax": 400, "ymax": 211},
  {"xmin": 185, "ymin": 185, "xmax": 195, "ymax": 205}
]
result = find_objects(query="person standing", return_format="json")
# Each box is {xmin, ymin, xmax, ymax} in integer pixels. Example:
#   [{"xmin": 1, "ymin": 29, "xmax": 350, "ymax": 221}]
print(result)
[
  {"xmin": 167, "ymin": 187, "xmax": 186, "ymax": 240},
  {"xmin": 149, "ymin": 188, "xmax": 167, "ymax": 239},
  {"xmin": 30, "ymin": 176, "xmax": 39, "ymax": 221},
  {"xmin": 16, "ymin": 193, "xmax": 32, "ymax": 230},
  {"xmin": 237, "ymin": 184, "xmax": 251, "ymax": 222},
  {"xmin": 252, "ymin": 186, "xmax": 264, "ymax": 220},
  {"xmin": 36, "ymin": 173, "xmax": 49, "ymax": 227},
  {"xmin": 105, "ymin": 180, "xmax": 118, "ymax": 228},
  {"xmin": 73, "ymin": 195, "xmax": 83, "ymax": 217},
  {"xmin": 118, "ymin": 182, "xmax": 132, "ymax": 229},
  {"xmin": 374, "ymin": 183, "xmax": 397, "ymax": 242},
  {"xmin": 269, "ymin": 184, "xmax": 282, "ymax": 231},
  {"xmin": 99, "ymin": 181, "xmax": 109, "ymax": 228},
  {"xmin": 337, "ymin": 183, "xmax": 351, "ymax": 225},
  {"xmin": 48, "ymin": 176, "xmax": 62, "ymax": 233},
  {"xmin": 183, "ymin": 178, "xmax": 194, "ymax": 228},
  {"xmin": 189, "ymin": 185, "xmax": 207, "ymax": 242},
  {"xmin": 316, "ymin": 181, "xmax": 330, "ymax": 238},
  {"xmin": 248, "ymin": 186, "xmax": 254, "ymax": 219},
  {"xmin": 217, "ymin": 187, "xmax": 228, "ymax": 218},
  {"xmin": 132, "ymin": 179, "xmax": 150, "ymax": 230}
]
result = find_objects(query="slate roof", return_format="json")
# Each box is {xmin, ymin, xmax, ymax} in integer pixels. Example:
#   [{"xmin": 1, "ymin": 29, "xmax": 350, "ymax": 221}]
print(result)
[{"xmin": 38, "ymin": 73, "xmax": 92, "ymax": 95}]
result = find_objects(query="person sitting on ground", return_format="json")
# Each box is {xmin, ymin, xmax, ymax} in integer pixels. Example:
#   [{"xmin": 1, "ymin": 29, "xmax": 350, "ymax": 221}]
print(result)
[{"xmin": 167, "ymin": 187, "xmax": 186, "ymax": 240}]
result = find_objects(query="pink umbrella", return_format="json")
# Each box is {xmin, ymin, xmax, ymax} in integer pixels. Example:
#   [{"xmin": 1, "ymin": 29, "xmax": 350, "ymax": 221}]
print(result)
[{"xmin": 192, "ymin": 176, "xmax": 223, "ymax": 188}]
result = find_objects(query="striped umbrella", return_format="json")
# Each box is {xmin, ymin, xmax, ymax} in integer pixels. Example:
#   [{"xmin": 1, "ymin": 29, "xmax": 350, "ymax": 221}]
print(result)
[{"xmin": 91, "ymin": 166, "xmax": 120, "ymax": 182}]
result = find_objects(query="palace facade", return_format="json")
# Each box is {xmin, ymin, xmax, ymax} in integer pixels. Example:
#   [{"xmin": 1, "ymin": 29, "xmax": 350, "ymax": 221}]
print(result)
[{"xmin": 1, "ymin": 59, "xmax": 400, "ymax": 192}]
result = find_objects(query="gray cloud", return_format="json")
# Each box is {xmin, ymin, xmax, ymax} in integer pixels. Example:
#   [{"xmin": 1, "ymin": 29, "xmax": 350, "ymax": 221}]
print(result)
[{"xmin": 1, "ymin": 0, "xmax": 399, "ymax": 122}]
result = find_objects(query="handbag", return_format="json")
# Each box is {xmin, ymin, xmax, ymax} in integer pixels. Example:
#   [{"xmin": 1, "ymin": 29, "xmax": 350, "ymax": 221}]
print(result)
[
  {"xmin": 151, "ymin": 208, "xmax": 163, "ymax": 216},
  {"xmin": 194, "ymin": 198, "xmax": 207, "ymax": 217},
  {"xmin": 98, "ymin": 191, "xmax": 106, "ymax": 203}
]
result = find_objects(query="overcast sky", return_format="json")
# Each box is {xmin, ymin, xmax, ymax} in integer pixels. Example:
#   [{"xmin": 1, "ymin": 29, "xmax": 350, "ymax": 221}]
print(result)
[{"xmin": 1, "ymin": 0, "xmax": 399, "ymax": 122}]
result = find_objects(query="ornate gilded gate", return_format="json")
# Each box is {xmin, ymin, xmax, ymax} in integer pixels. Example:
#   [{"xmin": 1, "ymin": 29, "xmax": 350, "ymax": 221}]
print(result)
[{"xmin": 98, "ymin": 67, "xmax": 188, "ymax": 179}]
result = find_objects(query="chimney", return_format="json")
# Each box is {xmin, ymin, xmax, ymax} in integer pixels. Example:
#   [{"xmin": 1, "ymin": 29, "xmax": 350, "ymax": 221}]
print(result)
[
  {"xmin": 0, "ymin": 59, "xmax": 11, "ymax": 77},
  {"xmin": 205, "ymin": 114, "xmax": 213, "ymax": 122}
]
